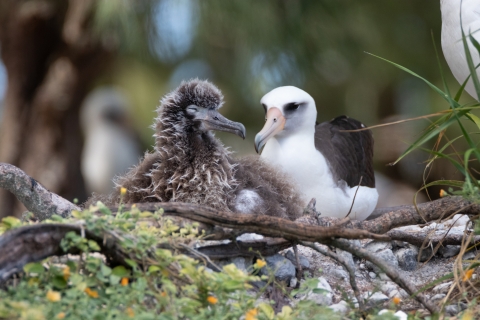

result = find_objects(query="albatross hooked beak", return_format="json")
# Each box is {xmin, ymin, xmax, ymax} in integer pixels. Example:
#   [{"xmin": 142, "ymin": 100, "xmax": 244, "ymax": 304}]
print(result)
[
  {"xmin": 254, "ymin": 107, "xmax": 285, "ymax": 153},
  {"xmin": 199, "ymin": 109, "xmax": 246, "ymax": 139}
]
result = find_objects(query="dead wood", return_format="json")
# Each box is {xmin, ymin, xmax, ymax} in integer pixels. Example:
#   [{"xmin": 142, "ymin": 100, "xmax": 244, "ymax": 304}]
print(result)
[
  {"xmin": 301, "ymin": 241, "xmax": 365, "ymax": 310},
  {"xmin": 327, "ymin": 238, "xmax": 439, "ymax": 314},
  {"xmin": 387, "ymin": 228, "xmax": 480, "ymax": 249},
  {"xmin": 116, "ymin": 202, "xmax": 390, "ymax": 242},
  {"xmin": 0, "ymin": 223, "xmax": 128, "ymax": 282},
  {"xmin": 0, "ymin": 163, "xmax": 80, "ymax": 220},
  {"xmin": 313, "ymin": 197, "xmax": 480, "ymax": 234}
]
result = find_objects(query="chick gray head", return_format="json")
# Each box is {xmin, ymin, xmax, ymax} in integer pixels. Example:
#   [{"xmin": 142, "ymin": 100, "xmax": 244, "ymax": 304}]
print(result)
[{"xmin": 157, "ymin": 79, "xmax": 246, "ymax": 140}]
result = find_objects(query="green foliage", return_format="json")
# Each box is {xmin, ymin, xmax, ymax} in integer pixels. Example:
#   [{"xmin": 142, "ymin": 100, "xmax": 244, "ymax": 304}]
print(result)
[{"xmin": 0, "ymin": 204, "xmax": 337, "ymax": 320}]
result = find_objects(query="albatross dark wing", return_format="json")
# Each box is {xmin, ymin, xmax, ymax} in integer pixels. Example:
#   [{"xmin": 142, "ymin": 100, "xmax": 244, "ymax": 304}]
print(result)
[{"xmin": 314, "ymin": 116, "xmax": 375, "ymax": 188}]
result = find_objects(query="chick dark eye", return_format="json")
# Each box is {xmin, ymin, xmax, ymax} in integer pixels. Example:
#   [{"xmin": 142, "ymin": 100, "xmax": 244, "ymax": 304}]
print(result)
[
  {"xmin": 214, "ymin": 116, "xmax": 219, "ymax": 120},
  {"xmin": 187, "ymin": 105, "xmax": 198, "ymax": 113}
]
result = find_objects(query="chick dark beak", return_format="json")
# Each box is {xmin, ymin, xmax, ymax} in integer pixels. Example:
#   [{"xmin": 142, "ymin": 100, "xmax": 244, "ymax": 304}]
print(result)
[{"xmin": 201, "ymin": 110, "xmax": 246, "ymax": 139}]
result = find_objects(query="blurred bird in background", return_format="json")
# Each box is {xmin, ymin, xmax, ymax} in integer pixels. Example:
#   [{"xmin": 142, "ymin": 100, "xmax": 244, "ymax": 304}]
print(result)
[
  {"xmin": 81, "ymin": 87, "xmax": 142, "ymax": 195},
  {"xmin": 441, "ymin": 0, "xmax": 480, "ymax": 100}
]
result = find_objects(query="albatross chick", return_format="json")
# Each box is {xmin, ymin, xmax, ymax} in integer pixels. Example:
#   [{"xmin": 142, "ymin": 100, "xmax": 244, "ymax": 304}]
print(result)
[{"xmin": 89, "ymin": 80, "xmax": 302, "ymax": 220}]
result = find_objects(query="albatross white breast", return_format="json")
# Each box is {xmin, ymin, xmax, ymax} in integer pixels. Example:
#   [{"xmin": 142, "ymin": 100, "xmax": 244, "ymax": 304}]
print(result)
[
  {"xmin": 254, "ymin": 86, "xmax": 378, "ymax": 221},
  {"xmin": 441, "ymin": 0, "xmax": 480, "ymax": 100}
]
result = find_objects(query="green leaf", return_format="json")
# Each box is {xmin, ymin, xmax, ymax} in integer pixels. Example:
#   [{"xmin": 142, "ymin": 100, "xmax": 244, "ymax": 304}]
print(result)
[
  {"xmin": 148, "ymin": 265, "xmax": 161, "ymax": 273},
  {"xmin": 112, "ymin": 265, "xmax": 129, "ymax": 277},
  {"xmin": 52, "ymin": 276, "xmax": 68, "ymax": 289},
  {"xmin": 125, "ymin": 259, "xmax": 138, "ymax": 268},
  {"xmin": 23, "ymin": 262, "xmax": 44, "ymax": 274},
  {"xmin": 257, "ymin": 302, "xmax": 275, "ymax": 319},
  {"xmin": 88, "ymin": 240, "xmax": 100, "ymax": 251},
  {"xmin": 109, "ymin": 274, "xmax": 120, "ymax": 285},
  {"xmin": 100, "ymin": 264, "xmax": 112, "ymax": 277}
]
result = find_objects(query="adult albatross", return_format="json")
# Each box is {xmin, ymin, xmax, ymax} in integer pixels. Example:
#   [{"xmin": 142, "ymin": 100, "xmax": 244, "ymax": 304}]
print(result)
[
  {"xmin": 254, "ymin": 86, "xmax": 378, "ymax": 220},
  {"xmin": 441, "ymin": 0, "xmax": 480, "ymax": 100}
]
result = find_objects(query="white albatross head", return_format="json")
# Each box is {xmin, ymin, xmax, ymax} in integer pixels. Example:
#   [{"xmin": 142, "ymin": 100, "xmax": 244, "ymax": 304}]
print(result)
[{"xmin": 255, "ymin": 86, "xmax": 317, "ymax": 153}]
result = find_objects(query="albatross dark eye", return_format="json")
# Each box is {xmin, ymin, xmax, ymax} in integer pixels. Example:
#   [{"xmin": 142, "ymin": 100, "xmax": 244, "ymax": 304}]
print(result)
[{"xmin": 285, "ymin": 102, "xmax": 300, "ymax": 111}]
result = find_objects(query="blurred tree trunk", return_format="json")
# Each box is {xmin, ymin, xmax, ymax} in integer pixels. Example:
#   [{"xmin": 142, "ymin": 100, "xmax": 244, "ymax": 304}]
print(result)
[{"xmin": 0, "ymin": 0, "xmax": 114, "ymax": 217}]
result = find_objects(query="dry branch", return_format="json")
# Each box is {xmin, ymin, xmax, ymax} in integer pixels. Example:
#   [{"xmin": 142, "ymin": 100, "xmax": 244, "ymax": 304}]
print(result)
[
  {"xmin": 327, "ymin": 238, "xmax": 439, "ymax": 314},
  {"xmin": 301, "ymin": 241, "xmax": 365, "ymax": 310},
  {"xmin": 387, "ymin": 228, "xmax": 480, "ymax": 249},
  {"xmin": 313, "ymin": 197, "xmax": 480, "ymax": 234},
  {"xmin": 0, "ymin": 163, "xmax": 80, "ymax": 220},
  {"xmin": 0, "ymin": 223, "xmax": 128, "ymax": 282},
  {"xmin": 118, "ymin": 202, "xmax": 390, "ymax": 242}
]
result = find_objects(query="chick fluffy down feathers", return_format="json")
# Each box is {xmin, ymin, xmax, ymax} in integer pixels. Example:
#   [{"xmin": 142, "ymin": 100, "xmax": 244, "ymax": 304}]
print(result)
[{"xmin": 85, "ymin": 79, "xmax": 302, "ymax": 220}]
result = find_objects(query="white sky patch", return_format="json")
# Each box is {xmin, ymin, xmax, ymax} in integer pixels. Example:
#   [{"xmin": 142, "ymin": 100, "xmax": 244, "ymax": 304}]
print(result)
[
  {"xmin": 150, "ymin": 0, "xmax": 199, "ymax": 63},
  {"xmin": 249, "ymin": 51, "xmax": 304, "ymax": 96}
]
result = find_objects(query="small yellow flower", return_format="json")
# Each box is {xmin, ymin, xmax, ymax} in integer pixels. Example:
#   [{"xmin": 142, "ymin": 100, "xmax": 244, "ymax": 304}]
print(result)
[
  {"xmin": 121, "ymin": 277, "xmax": 129, "ymax": 286},
  {"xmin": 56, "ymin": 312, "xmax": 66, "ymax": 319},
  {"xmin": 126, "ymin": 307, "xmax": 134, "ymax": 318},
  {"xmin": 160, "ymin": 291, "xmax": 167, "ymax": 297},
  {"xmin": 463, "ymin": 268, "xmax": 474, "ymax": 281},
  {"xmin": 255, "ymin": 259, "xmax": 267, "ymax": 268},
  {"xmin": 47, "ymin": 290, "xmax": 61, "ymax": 302},
  {"xmin": 131, "ymin": 204, "xmax": 137, "ymax": 208},
  {"xmin": 245, "ymin": 308, "xmax": 258, "ymax": 320},
  {"xmin": 120, "ymin": 187, "xmax": 127, "ymax": 196},
  {"xmin": 84, "ymin": 287, "xmax": 99, "ymax": 298},
  {"xmin": 207, "ymin": 296, "xmax": 218, "ymax": 304},
  {"xmin": 462, "ymin": 310, "xmax": 473, "ymax": 320},
  {"xmin": 63, "ymin": 266, "xmax": 70, "ymax": 280},
  {"xmin": 439, "ymin": 189, "xmax": 448, "ymax": 197},
  {"xmin": 392, "ymin": 296, "xmax": 401, "ymax": 305}
]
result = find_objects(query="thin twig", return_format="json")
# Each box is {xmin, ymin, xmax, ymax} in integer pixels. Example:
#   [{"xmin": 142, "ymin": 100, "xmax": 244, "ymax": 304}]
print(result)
[
  {"xmin": 301, "ymin": 241, "xmax": 365, "ymax": 311},
  {"xmin": 345, "ymin": 176, "xmax": 363, "ymax": 218},
  {"xmin": 292, "ymin": 244, "xmax": 303, "ymax": 280},
  {"xmin": 328, "ymin": 238, "xmax": 438, "ymax": 314}
]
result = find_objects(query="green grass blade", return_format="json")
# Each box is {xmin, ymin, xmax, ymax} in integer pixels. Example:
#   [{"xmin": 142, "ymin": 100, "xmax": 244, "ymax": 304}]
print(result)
[
  {"xmin": 365, "ymin": 52, "xmax": 457, "ymax": 105},
  {"xmin": 393, "ymin": 111, "xmax": 468, "ymax": 164},
  {"xmin": 462, "ymin": 25, "xmax": 480, "ymax": 97},
  {"xmin": 454, "ymin": 74, "xmax": 471, "ymax": 101},
  {"xmin": 420, "ymin": 148, "xmax": 467, "ymax": 176}
]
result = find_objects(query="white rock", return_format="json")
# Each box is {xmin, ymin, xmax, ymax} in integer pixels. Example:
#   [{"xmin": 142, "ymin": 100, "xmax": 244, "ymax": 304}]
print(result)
[
  {"xmin": 379, "ymin": 273, "xmax": 390, "ymax": 281},
  {"xmin": 364, "ymin": 241, "xmax": 393, "ymax": 252},
  {"xmin": 445, "ymin": 305, "xmax": 459, "ymax": 316},
  {"xmin": 329, "ymin": 300, "xmax": 349, "ymax": 314},
  {"xmin": 378, "ymin": 309, "xmax": 408, "ymax": 320},
  {"xmin": 433, "ymin": 281, "xmax": 453, "ymax": 293},
  {"xmin": 332, "ymin": 268, "xmax": 349, "ymax": 281},
  {"xmin": 302, "ymin": 277, "xmax": 333, "ymax": 306},
  {"xmin": 236, "ymin": 233, "xmax": 264, "ymax": 241},
  {"xmin": 366, "ymin": 249, "xmax": 399, "ymax": 273},
  {"xmin": 289, "ymin": 277, "xmax": 298, "ymax": 288},
  {"xmin": 369, "ymin": 272, "xmax": 377, "ymax": 279},
  {"xmin": 388, "ymin": 290, "xmax": 400, "ymax": 299},
  {"xmin": 431, "ymin": 293, "xmax": 446, "ymax": 302},
  {"xmin": 364, "ymin": 291, "xmax": 389, "ymax": 304},
  {"xmin": 381, "ymin": 282, "xmax": 398, "ymax": 295}
]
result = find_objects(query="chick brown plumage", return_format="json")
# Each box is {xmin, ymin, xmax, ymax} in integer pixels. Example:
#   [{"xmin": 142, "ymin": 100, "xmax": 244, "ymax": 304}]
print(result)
[{"xmin": 86, "ymin": 79, "xmax": 302, "ymax": 220}]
